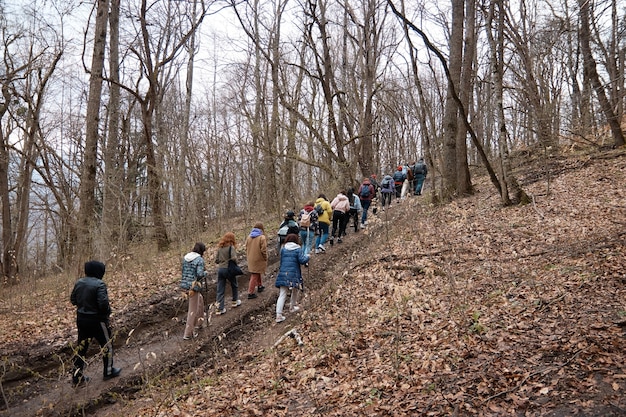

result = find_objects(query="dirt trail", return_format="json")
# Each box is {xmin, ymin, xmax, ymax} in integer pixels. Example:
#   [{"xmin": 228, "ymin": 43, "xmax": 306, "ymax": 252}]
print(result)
[{"xmin": 0, "ymin": 206, "xmax": 401, "ymax": 417}]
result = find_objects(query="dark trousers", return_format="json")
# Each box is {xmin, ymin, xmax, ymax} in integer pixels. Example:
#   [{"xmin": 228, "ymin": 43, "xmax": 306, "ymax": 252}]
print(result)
[
  {"xmin": 73, "ymin": 316, "xmax": 114, "ymax": 379},
  {"xmin": 394, "ymin": 183, "xmax": 402, "ymax": 199},
  {"xmin": 331, "ymin": 210, "xmax": 347, "ymax": 238},
  {"xmin": 348, "ymin": 208, "xmax": 359, "ymax": 231},
  {"xmin": 381, "ymin": 192, "xmax": 393, "ymax": 207},
  {"xmin": 217, "ymin": 267, "xmax": 239, "ymax": 309}
]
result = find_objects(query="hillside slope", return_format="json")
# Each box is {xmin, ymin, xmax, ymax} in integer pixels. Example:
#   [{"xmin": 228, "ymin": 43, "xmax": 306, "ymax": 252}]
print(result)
[
  {"xmin": 106, "ymin": 149, "xmax": 626, "ymax": 416},
  {"xmin": 0, "ymin": 149, "xmax": 624, "ymax": 417}
]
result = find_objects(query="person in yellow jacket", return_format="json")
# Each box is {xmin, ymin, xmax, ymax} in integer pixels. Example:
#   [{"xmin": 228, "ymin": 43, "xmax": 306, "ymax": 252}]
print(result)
[{"xmin": 314, "ymin": 194, "xmax": 332, "ymax": 254}]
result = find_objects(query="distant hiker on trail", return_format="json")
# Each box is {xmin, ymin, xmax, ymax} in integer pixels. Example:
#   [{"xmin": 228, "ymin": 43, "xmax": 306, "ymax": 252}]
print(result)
[
  {"xmin": 179, "ymin": 243, "xmax": 208, "ymax": 340},
  {"xmin": 70, "ymin": 260, "xmax": 121, "ymax": 386},
  {"xmin": 214, "ymin": 232, "xmax": 241, "ymax": 316},
  {"xmin": 369, "ymin": 174, "xmax": 380, "ymax": 201},
  {"xmin": 314, "ymin": 194, "xmax": 333, "ymax": 254},
  {"xmin": 406, "ymin": 162, "xmax": 415, "ymax": 197},
  {"xmin": 392, "ymin": 166, "xmax": 406, "ymax": 202},
  {"xmin": 357, "ymin": 177, "xmax": 375, "ymax": 228},
  {"xmin": 330, "ymin": 190, "xmax": 350, "ymax": 244},
  {"xmin": 298, "ymin": 202, "xmax": 318, "ymax": 257},
  {"xmin": 246, "ymin": 222, "xmax": 268, "ymax": 299},
  {"xmin": 277, "ymin": 210, "xmax": 300, "ymax": 251},
  {"xmin": 413, "ymin": 157, "xmax": 428, "ymax": 195},
  {"xmin": 275, "ymin": 234, "xmax": 309, "ymax": 323},
  {"xmin": 379, "ymin": 173, "xmax": 395, "ymax": 210},
  {"xmin": 346, "ymin": 188, "xmax": 362, "ymax": 233}
]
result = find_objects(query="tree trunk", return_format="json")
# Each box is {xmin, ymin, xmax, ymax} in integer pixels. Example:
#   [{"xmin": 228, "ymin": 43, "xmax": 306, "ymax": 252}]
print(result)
[
  {"xmin": 456, "ymin": 0, "xmax": 475, "ymax": 196},
  {"xmin": 102, "ymin": 0, "xmax": 122, "ymax": 253},
  {"xmin": 441, "ymin": 0, "xmax": 464, "ymax": 199},
  {"xmin": 78, "ymin": 0, "xmax": 109, "ymax": 262},
  {"xmin": 578, "ymin": 0, "xmax": 625, "ymax": 147}
]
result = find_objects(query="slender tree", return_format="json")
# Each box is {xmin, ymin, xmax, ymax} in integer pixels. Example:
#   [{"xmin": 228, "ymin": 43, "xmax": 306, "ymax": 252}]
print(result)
[{"xmin": 578, "ymin": 0, "xmax": 625, "ymax": 147}]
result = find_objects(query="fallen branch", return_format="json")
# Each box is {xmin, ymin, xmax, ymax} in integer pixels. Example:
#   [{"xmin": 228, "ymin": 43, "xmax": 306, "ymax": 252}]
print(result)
[{"xmin": 272, "ymin": 328, "xmax": 304, "ymax": 349}]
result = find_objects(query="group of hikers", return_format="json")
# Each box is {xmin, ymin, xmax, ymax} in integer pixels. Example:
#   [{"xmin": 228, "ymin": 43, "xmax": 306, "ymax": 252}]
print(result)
[{"xmin": 69, "ymin": 159, "xmax": 427, "ymax": 386}]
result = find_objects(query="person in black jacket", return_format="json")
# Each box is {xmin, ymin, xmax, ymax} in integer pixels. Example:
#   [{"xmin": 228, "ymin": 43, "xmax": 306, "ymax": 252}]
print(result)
[{"xmin": 70, "ymin": 260, "xmax": 121, "ymax": 386}]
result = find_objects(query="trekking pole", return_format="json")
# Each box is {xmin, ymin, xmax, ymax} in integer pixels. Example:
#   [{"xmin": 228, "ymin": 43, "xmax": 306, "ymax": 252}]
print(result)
[
  {"xmin": 203, "ymin": 273, "xmax": 212, "ymax": 322},
  {"xmin": 384, "ymin": 195, "xmax": 389, "ymax": 243}
]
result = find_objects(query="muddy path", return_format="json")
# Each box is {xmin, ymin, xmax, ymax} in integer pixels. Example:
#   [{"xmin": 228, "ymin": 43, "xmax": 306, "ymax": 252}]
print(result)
[{"xmin": 0, "ymin": 209, "xmax": 398, "ymax": 417}]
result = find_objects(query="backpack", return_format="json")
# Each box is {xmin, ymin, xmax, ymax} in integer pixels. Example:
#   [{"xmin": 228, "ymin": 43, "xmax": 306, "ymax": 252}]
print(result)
[
  {"xmin": 414, "ymin": 163, "xmax": 425, "ymax": 175},
  {"xmin": 381, "ymin": 176, "xmax": 393, "ymax": 189},
  {"xmin": 299, "ymin": 209, "xmax": 317, "ymax": 228},
  {"xmin": 359, "ymin": 184, "xmax": 371, "ymax": 199},
  {"xmin": 278, "ymin": 220, "xmax": 299, "ymax": 237},
  {"xmin": 314, "ymin": 204, "xmax": 324, "ymax": 215}
]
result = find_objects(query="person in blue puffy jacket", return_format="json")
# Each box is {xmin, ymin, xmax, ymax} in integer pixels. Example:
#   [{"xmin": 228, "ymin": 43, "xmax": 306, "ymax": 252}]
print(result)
[{"xmin": 274, "ymin": 234, "xmax": 309, "ymax": 323}]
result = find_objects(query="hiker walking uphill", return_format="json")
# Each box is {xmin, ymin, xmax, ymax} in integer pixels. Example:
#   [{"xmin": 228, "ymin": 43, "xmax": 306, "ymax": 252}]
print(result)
[
  {"xmin": 358, "ymin": 178, "xmax": 375, "ymax": 228},
  {"xmin": 180, "ymin": 243, "xmax": 208, "ymax": 340},
  {"xmin": 379, "ymin": 173, "xmax": 395, "ymax": 210},
  {"xmin": 298, "ymin": 202, "xmax": 318, "ymax": 257},
  {"xmin": 392, "ymin": 166, "xmax": 406, "ymax": 202},
  {"xmin": 369, "ymin": 174, "xmax": 380, "ymax": 200},
  {"xmin": 214, "ymin": 233, "xmax": 242, "ymax": 316},
  {"xmin": 70, "ymin": 260, "xmax": 121, "ymax": 386},
  {"xmin": 413, "ymin": 157, "xmax": 428, "ymax": 195},
  {"xmin": 314, "ymin": 194, "xmax": 332, "ymax": 254},
  {"xmin": 275, "ymin": 234, "xmax": 309, "ymax": 323},
  {"xmin": 245, "ymin": 223, "xmax": 268, "ymax": 299},
  {"xmin": 330, "ymin": 190, "xmax": 350, "ymax": 244},
  {"xmin": 277, "ymin": 211, "xmax": 300, "ymax": 251},
  {"xmin": 346, "ymin": 188, "xmax": 362, "ymax": 233}
]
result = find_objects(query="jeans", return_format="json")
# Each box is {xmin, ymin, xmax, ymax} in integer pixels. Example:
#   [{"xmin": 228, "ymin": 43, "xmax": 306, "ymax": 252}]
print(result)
[
  {"xmin": 216, "ymin": 268, "xmax": 238, "ymax": 310},
  {"xmin": 299, "ymin": 228, "xmax": 315, "ymax": 256},
  {"xmin": 361, "ymin": 199, "xmax": 371, "ymax": 224},
  {"xmin": 415, "ymin": 174, "xmax": 425, "ymax": 194},
  {"xmin": 315, "ymin": 222, "xmax": 330, "ymax": 248}
]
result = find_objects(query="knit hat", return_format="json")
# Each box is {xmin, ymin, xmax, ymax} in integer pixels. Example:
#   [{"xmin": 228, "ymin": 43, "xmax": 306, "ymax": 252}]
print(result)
[
  {"xmin": 285, "ymin": 210, "xmax": 295, "ymax": 219},
  {"xmin": 397, "ymin": 166, "xmax": 402, "ymax": 170},
  {"xmin": 84, "ymin": 260, "xmax": 106, "ymax": 279}
]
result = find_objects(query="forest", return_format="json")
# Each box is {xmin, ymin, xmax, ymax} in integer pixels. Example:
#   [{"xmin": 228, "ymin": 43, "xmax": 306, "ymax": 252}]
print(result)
[
  {"xmin": 0, "ymin": 0, "xmax": 623, "ymax": 283},
  {"xmin": 0, "ymin": 0, "xmax": 625, "ymax": 415}
]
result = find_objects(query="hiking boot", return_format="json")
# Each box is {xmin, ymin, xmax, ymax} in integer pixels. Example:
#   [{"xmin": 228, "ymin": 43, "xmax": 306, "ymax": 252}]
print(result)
[
  {"xmin": 183, "ymin": 330, "xmax": 199, "ymax": 340},
  {"xmin": 290, "ymin": 306, "xmax": 300, "ymax": 313},
  {"xmin": 329, "ymin": 236, "xmax": 334, "ymax": 246},
  {"xmin": 276, "ymin": 314, "xmax": 286, "ymax": 323},
  {"xmin": 318, "ymin": 244, "xmax": 326, "ymax": 252},
  {"xmin": 72, "ymin": 375, "xmax": 90, "ymax": 387},
  {"xmin": 315, "ymin": 248, "xmax": 320, "ymax": 254},
  {"xmin": 257, "ymin": 285, "xmax": 265, "ymax": 293},
  {"xmin": 360, "ymin": 223, "xmax": 365, "ymax": 229},
  {"xmin": 232, "ymin": 299, "xmax": 242, "ymax": 307},
  {"xmin": 215, "ymin": 307, "xmax": 226, "ymax": 315},
  {"xmin": 247, "ymin": 293, "xmax": 258, "ymax": 299},
  {"xmin": 337, "ymin": 238, "xmax": 342, "ymax": 243},
  {"xmin": 103, "ymin": 368, "xmax": 121, "ymax": 380}
]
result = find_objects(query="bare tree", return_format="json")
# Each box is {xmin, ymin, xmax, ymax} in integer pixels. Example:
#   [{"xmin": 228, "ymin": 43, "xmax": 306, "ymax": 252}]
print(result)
[
  {"xmin": 120, "ymin": 0, "xmax": 210, "ymax": 251},
  {"xmin": 578, "ymin": 0, "xmax": 625, "ymax": 147},
  {"xmin": 77, "ymin": 0, "xmax": 110, "ymax": 263}
]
